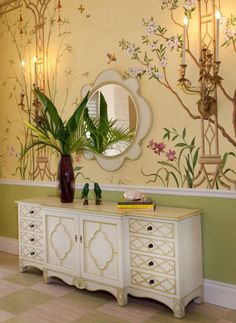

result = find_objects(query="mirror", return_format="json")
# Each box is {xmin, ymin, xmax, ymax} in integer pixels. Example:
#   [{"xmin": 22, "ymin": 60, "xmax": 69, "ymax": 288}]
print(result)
[
  {"xmin": 87, "ymin": 84, "xmax": 137, "ymax": 156},
  {"xmin": 81, "ymin": 70, "xmax": 152, "ymax": 171}
]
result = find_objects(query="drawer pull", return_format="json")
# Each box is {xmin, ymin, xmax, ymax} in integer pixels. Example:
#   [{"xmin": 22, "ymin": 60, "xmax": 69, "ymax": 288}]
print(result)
[
  {"xmin": 149, "ymin": 279, "xmax": 155, "ymax": 285},
  {"xmin": 29, "ymin": 210, "xmax": 34, "ymax": 214},
  {"xmin": 148, "ymin": 261, "xmax": 154, "ymax": 267},
  {"xmin": 30, "ymin": 251, "xmax": 35, "ymax": 256},
  {"xmin": 30, "ymin": 238, "xmax": 35, "ymax": 242},
  {"xmin": 147, "ymin": 225, "xmax": 153, "ymax": 231},
  {"xmin": 29, "ymin": 224, "xmax": 35, "ymax": 228},
  {"xmin": 148, "ymin": 243, "xmax": 154, "ymax": 249}
]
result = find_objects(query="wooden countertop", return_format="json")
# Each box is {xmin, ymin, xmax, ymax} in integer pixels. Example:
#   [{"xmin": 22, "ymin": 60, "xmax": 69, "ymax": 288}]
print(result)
[{"xmin": 16, "ymin": 196, "xmax": 201, "ymax": 221}]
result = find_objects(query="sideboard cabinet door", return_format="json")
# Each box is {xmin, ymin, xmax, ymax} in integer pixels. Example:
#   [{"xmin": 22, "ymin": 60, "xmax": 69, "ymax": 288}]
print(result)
[
  {"xmin": 80, "ymin": 214, "xmax": 124, "ymax": 288},
  {"xmin": 44, "ymin": 209, "xmax": 79, "ymax": 276}
]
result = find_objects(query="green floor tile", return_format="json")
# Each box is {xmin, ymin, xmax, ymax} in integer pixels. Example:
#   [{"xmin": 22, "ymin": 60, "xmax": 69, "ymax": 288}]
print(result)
[
  {"xmin": 4, "ymin": 271, "xmax": 43, "ymax": 287},
  {"xmin": 73, "ymin": 310, "xmax": 130, "ymax": 323},
  {"xmin": 0, "ymin": 288, "xmax": 53, "ymax": 315},
  {"xmin": 60, "ymin": 289, "xmax": 114, "ymax": 310}
]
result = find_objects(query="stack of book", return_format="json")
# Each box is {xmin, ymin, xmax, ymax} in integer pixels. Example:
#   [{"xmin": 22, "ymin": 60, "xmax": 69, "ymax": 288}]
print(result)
[{"xmin": 117, "ymin": 200, "xmax": 156, "ymax": 210}]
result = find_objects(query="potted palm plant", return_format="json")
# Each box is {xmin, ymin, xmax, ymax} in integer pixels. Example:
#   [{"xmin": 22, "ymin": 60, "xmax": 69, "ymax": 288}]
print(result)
[{"xmin": 23, "ymin": 88, "xmax": 134, "ymax": 203}]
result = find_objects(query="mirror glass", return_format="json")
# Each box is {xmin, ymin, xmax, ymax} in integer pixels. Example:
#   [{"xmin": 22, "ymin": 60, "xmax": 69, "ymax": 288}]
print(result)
[
  {"xmin": 81, "ymin": 70, "xmax": 152, "ymax": 171},
  {"xmin": 86, "ymin": 84, "xmax": 137, "ymax": 156}
]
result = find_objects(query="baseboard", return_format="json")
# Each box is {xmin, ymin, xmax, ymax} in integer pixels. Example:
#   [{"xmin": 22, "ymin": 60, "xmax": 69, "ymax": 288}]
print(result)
[
  {"xmin": 0, "ymin": 236, "xmax": 18, "ymax": 255},
  {"xmin": 0, "ymin": 236, "xmax": 235, "ymax": 310},
  {"xmin": 204, "ymin": 279, "xmax": 236, "ymax": 310}
]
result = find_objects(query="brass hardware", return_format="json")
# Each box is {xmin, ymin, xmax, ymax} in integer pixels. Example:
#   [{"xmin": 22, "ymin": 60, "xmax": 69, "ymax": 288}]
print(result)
[
  {"xmin": 148, "ymin": 243, "xmax": 154, "ymax": 249},
  {"xmin": 80, "ymin": 235, "xmax": 83, "ymax": 243},
  {"xmin": 147, "ymin": 226, "xmax": 153, "ymax": 231},
  {"xmin": 148, "ymin": 261, "xmax": 154, "ymax": 267},
  {"xmin": 149, "ymin": 279, "xmax": 155, "ymax": 285}
]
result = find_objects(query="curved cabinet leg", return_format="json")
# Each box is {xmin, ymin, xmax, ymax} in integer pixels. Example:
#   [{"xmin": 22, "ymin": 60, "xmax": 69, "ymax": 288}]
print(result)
[
  {"xmin": 43, "ymin": 269, "xmax": 49, "ymax": 284},
  {"xmin": 194, "ymin": 286, "xmax": 204, "ymax": 304},
  {"xmin": 116, "ymin": 288, "xmax": 128, "ymax": 307},
  {"xmin": 19, "ymin": 259, "xmax": 26, "ymax": 273},
  {"xmin": 173, "ymin": 299, "xmax": 185, "ymax": 319}
]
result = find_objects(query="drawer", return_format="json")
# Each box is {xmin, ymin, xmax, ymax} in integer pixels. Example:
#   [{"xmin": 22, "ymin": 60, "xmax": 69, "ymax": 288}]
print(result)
[
  {"xmin": 130, "ymin": 235, "xmax": 175, "ymax": 258},
  {"xmin": 20, "ymin": 232, "xmax": 43, "ymax": 249},
  {"xmin": 20, "ymin": 245, "xmax": 43, "ymax": 262},
  {"xmin": 130, "ymin": 252, "xmax": 175, "ymax": 276},
  {"xmin": 131, "ymin": 269, "xmax": 176, "ymax": 295},
  {"xmin": 20, "ymin": 205, "xmax": 41, "ymax": 219},
  {"xmin": 129, "ymin": 219, "xmax": 174, "ymax": 239},
  {"xmin": 19, "ymin": 218, "xmax": 43, "ymax": 234}
]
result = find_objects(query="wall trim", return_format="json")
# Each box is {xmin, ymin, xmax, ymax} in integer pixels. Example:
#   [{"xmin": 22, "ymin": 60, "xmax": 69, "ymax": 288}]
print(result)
[
  {"xmin": 0, "ymin": 179, "xmax": 235, "ymax": 199},
  {"xmin": 0, "ymin": 236, "xmax": 235, "ymax": 310},
  {"xmin": 204, "ymin": 279, "xmax": 236, "ymax": 310},
  {"xmin": 0, "ymin": 236, "xmax": 18, "ymax": 255}
]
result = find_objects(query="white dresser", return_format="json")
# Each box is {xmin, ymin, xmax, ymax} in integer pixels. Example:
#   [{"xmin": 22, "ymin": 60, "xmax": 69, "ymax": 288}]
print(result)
[{"xmin": 16, "ymin": 197, "xmax": 203, "ymax": 318}]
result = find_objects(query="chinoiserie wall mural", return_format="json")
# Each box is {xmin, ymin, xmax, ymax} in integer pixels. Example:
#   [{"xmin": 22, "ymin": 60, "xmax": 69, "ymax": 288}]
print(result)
[{"xmin": 0, "ymin": 0, "xmax": 235, "ymax": 189}]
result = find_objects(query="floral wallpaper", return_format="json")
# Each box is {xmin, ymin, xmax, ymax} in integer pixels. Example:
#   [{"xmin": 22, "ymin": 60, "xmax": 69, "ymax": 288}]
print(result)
[{"xmin": 0, "ymin": 0, "xmax": 235, "ymax": 190}]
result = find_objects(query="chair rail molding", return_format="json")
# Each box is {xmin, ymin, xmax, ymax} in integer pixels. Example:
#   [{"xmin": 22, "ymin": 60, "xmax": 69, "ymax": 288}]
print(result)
[{"xmin": 0, "ymin": 179, "xmax": 235, "ymax": 199}]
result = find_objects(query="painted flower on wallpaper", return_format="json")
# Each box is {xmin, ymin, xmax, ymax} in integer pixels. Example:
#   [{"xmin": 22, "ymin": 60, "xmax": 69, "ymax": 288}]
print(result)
[
  {"xmin": 221, "ymin": 14, "xmax": 236, "ymax": 51},
  {"xmin": 143, "ymin": 127, "xmax": 236, "ymax": 189},
  {"xmin": 184, "ymin": 0, "xmax": 196, "ymax": 11},
  {"xmin": 143, "ymin": 127, "xmax": 200, "ymax": 188}
]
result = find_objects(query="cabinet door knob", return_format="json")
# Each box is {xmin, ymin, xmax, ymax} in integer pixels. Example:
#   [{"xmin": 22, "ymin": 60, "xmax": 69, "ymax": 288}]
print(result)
[
  {"xmin": 30, "ymin": 224, "xmax": 35, "ymax": 228},
  {"xmin": 30, "ymin": 251, "xmax": 35, "ymax": 256},
  {"xmin": 147, "ymin": 225, "xmax": 153, "ymax": 231},
  {"xmin": 30, "ymin": 210, "xmax": 34, "ymax": 214},
  {"xmin": 148, "ymin": 243, "xmax": 154, "ymax": 249},
  {"xmin": 149, "ymin": 279, "xmax": 155, "ymax": 285},
  {"xmin": 30, "ymin": 238, "xmax": 35, "ymax": 242},
  {"xmin": 148, "ymin": 261, "xmax": 154, "ymax": 267}
]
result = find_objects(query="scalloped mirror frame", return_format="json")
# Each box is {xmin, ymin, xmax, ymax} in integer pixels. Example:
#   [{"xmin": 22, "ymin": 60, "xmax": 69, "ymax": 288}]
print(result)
[{"xmin": 81, "ymin": 69, "xmax": 152, "ymax": 171}]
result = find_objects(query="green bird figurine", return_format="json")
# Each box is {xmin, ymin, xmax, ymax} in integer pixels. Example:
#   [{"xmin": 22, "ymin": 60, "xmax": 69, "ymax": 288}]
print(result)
[
  {"xmin": 94, "ymin": 182, "xmax": 102, "ymax": 205},
  {"xmin": 81, "ymin": 183, "xmax": 89, "ymax": 205}
]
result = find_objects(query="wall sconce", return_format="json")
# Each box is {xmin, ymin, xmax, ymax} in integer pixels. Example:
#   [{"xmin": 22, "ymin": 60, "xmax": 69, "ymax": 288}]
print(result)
[{"xmin": 178, "ymin": 7, "xmax": 222, "ymax": 118}]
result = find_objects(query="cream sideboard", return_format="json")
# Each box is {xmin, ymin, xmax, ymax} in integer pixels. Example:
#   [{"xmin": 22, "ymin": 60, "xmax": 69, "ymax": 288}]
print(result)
[{"xmin": 16, "ymin": 197, "xmax": 203, "ymax": 318}]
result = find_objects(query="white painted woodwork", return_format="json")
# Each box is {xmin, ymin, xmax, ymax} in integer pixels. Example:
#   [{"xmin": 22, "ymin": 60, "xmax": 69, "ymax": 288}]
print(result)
[{"xmin": 16, "ymin": 197, "xmax": 203, "ymax": 318}]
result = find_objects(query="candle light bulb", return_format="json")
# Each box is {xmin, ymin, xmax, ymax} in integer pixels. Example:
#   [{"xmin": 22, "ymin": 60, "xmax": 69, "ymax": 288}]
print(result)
[
  {"xmin": 183, "ymin": 16, "xmax": 188, "ymax": 25},
  {"xmin": 215, "ymin": 10, "xmax": 221, "ymax": 20},
  {"xmin": 33, "ymin": 56, "xmax": 37, "ymax": 63},
  {"xmin": 21, "ymin": 60, "xmax": 25, "ymax": 67}
]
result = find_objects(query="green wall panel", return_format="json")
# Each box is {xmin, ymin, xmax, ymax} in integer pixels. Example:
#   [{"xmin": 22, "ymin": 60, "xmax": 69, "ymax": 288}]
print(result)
[{"xmin": 0, "ymin": 184, "xmax": 236, "ymax": 285}]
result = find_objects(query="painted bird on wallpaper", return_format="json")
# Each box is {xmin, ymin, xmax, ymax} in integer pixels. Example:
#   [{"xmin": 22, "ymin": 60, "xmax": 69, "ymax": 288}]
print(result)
[
  {"xmin": 78, "ymin": 4, "xmax": 85, "ymax": 13},
  {"xmin": 81, "ymin": 183, "xmax": 89, "ymax": 205},
  {"xmin": 94, "ymin": 183, "xmax": 102, "ymax": 205},
  {"xmin": 107, "ymin": 53, "xmax": 117, "ymax": 64}
]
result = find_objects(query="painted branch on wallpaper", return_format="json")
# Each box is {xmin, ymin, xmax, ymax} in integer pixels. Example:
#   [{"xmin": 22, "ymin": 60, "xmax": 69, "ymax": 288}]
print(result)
[
  {"xmin": 119, "ymin": 0, "xmax": 236, "ymax": 189},
  {"xmin": 0, "ymin": 2, "xmax": 79, "ymax": 181}
]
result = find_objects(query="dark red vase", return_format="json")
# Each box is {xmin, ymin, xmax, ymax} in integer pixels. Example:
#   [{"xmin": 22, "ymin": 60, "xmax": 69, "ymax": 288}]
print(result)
[{"xmin": 58, "ymin": 154, "xmax": 75, "ymax": 203}]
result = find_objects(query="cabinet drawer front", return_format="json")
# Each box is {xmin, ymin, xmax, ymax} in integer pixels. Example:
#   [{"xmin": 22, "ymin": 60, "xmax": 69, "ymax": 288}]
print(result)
[
  {"xmin": 20, "ymin": 218, "xmax": 43, "ymax": 234},
  {"xmin": 20, "ymin": 232, "xmax": 43, "ymax": 248},
  {"xmin": 20, "ymin": 205, "xmax": 41, "ymax": 219},
  {"xmin": 130, "ymin": 252, "xmax": 175, "ymax": 276},
  {"xmin": 130, "ymin": 235, "xmax": 175, "ymax": 257},
  {"xmin": 131, "ymin": 269, "xmax": 176, "ymax": 295},
  {"xmin": 129, "ymin": 219, "xmax": 174, "ymax": 239},
  {"xmin": 20, "ymin": 245, "xmax": 43, "ymax": 262}
]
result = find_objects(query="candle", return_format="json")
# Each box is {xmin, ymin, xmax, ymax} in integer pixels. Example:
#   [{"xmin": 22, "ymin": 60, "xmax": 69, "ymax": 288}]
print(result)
[
  {"xmin": 182, "ymin": 16, "xmax": 188, "ymax": 65},
  {"xmin": 215, "ymin": 10, "xmax": 221, "ymax": 62},
  {"xmin": 33, "ymin": 56, "xmax": 38, "ymax": 88}
]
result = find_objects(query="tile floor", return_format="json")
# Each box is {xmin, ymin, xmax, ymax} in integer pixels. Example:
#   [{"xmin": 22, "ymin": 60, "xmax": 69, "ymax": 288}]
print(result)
[{"xmin": 0, "ymin": 252, "xmax": 236, "ymax": 322}]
